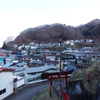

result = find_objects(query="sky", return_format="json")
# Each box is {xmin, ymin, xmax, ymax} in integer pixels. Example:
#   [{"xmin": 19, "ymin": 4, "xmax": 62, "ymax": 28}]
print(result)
[{"xmin": 0, "ymin": 0, "xmax": 100, "ymax": 47}]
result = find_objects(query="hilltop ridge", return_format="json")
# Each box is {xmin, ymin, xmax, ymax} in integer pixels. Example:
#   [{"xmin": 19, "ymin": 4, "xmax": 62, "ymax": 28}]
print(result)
[{"xmin": 4, "ymin": 19, "xmax": 100, "ymax": 49}]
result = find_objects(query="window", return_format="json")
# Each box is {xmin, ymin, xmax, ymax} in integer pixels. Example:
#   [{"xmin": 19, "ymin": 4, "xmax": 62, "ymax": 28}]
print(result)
[
  {"xmin": 0, "ymin": 88, "xmax": 6, "ymax": 95},
  {"xmin": 0, "ymin": 91, "xmax": 2, "ymax": 94},
  {"xmin": 3, "ymin": 89, "xmax": 6, "ymax": 93}
]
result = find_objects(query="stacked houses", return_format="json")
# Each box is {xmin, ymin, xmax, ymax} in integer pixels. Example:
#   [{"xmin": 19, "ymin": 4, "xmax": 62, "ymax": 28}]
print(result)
[{"xmin": 0, "ymin": 45, "xmax": 100, "ymax": 99}]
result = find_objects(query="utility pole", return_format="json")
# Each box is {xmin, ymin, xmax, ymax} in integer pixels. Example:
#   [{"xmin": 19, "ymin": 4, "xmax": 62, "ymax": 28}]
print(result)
[{"xmin": 59, "ymin": 39, "xmax": 62, "ymax": 100}]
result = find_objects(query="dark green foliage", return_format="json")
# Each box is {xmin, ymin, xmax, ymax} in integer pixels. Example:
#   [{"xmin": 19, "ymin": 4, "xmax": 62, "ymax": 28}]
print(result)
[
  {"xmin": 70, "ymin": 61, "xmax": 100, "ymax": 95},
  {"xmin": 2, "ymin": 42, "xmax": 9, "ymax": 50},
  {"xmin": 75, "ymin": 43, "xmax": 95, "ymax": 49}
]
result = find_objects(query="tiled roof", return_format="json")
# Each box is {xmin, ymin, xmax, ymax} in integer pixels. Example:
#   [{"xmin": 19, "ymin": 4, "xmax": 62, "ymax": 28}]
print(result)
[
  {"xmin": 16, "ymin": 62, "xmax": 27, "ymax": 67},
  {"xmin": 25, "ymin": 65, "xmax": 58, "ymax": 73},
  {"xmin": 43, "ymin": 60, "xmax": 59, "ymax": 64},
  {"xmin": 0, "ymin": 68, "xmax": 15, "ymax": 73},
  {"xmin": 33, "ymin": 54, "xmax": 44, "ymax": 56},
  {"xmin": 2, "ymin": 62, "xmax": 13, "ymax": 68}
]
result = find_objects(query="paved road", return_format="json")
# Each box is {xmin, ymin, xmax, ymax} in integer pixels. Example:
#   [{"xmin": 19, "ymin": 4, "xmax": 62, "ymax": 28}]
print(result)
[{"xmin": 3, "ymin": 81, "xmax": 49, "ymax": 100}]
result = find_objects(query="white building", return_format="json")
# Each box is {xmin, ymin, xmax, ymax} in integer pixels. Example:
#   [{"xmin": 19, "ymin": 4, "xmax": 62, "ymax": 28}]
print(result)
[
  {"xmin": 0, "ymin": 68, "xmax": 15, "ymax": 100},
  {"xmin": 45, "ymin": 55, "xmax": 56, "ymax": 60},
  {"xmin": 9, "ymin": 66, "xmax": 25, "ymax": 87}
]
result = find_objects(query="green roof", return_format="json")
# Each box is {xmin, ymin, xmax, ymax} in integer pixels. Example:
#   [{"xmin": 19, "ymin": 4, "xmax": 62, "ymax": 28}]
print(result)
[
  {"xmin": 16, "ymin": 62, "xmax": 27, "ymax": 67},
  {"xmin": 34, "ymin": 54, "xmax": 44, "ymax": 56}
]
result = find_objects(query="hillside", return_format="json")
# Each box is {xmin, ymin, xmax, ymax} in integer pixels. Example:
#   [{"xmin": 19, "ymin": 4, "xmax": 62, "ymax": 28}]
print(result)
[
  {"xmin": 5, "ymin": 19, "xmax": 100, "ymax": 49},
  {"xmin": 79, "ymin": 19, "xmax": 100, "ymax": 40},
  {"xmin": 70, "ymin": 61, "xmax": 100, "ymax": 95},
  {"xmin": 13, "ymin": 24, "xmax": 83, "ymax": 45}
]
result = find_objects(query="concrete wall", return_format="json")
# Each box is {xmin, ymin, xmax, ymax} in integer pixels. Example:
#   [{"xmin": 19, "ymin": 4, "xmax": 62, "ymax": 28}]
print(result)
[
  {"xmin": 17, "ymin": 78, "xmax": 25, "ymax": 88},
  {"xmin": 0, "ymin": 72, "xmax": 13, "ymax": 100}
]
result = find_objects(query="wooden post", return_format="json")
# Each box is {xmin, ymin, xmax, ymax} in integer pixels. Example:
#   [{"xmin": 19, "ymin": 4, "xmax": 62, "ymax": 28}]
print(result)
[{"xmin": 88, "ymin": 74, "xmax": 91, "ymax": 84}]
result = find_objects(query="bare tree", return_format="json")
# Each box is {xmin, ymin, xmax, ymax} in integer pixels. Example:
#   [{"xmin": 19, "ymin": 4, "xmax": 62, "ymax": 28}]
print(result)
[{"xmin": 5, "ymin": 36, "xmax": 15, "ymax": 44}]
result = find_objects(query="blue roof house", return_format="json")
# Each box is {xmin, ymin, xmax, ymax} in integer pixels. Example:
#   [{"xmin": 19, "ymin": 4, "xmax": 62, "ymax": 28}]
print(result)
[{"xmin": 24, "ymin": 65, "xmax": 59, "ymax": 84}]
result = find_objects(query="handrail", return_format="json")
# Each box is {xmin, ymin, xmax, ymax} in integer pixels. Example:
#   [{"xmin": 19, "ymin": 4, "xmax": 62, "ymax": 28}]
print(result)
[{"xmin": 62, "ymin": 89, "xmax": 70, "ymax": 100}]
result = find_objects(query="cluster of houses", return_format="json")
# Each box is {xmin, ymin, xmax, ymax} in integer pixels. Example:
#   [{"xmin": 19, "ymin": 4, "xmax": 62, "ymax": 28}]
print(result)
[
  {"xmin": 0, "ymin": 49, "xmax": 60, "ymax": 100},
  {"xmin": 0, "ymin": 46, "xmax": 100, "ymax": 100}
]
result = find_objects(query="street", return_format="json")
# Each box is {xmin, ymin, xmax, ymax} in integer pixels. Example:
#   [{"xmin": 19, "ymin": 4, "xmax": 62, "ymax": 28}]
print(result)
[{"xmin": 3, "ymin": 81, "xmax": 49, "ymax": 100}]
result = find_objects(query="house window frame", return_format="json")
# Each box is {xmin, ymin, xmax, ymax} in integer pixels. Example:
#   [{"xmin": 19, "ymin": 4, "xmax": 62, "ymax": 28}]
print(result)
[{"xmin": 0, "ymin": 88, "xmax": 6, "ymax": 95}]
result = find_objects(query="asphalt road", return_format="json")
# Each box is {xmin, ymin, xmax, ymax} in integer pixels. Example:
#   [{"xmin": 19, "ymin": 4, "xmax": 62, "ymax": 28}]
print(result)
[{"xmin": 3, "ymin": 81, "xmax": 49, "ymax": 100}]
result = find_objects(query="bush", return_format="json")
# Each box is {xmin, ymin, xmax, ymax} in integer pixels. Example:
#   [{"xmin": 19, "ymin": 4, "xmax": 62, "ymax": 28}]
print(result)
[
  {"xmin": 75, "ymin": 43, "xmax": 95, "ymax": 49},
  {"xmin": 70, "ymin": 61, "xmax": 100, "ymax": 95}
]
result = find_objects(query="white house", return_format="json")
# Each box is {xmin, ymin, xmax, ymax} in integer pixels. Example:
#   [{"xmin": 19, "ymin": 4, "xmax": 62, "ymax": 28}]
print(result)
[
  {"xmin": 13, "ymin": 75, "xmax": 25, "ymax": 88},
  {"xmin": 0, "ymin": 68, "xmax": 15, "ymax": 100},
  {"xmin": 9, "ymin": 66, "xmax": 25, "ymax": 87},
  {"xmin": 45, "ymin": 55, "xmax": 56, "ymax": 60},
  {"xmin": 5, "ymin": 56, "xmax": 15, "ymax": 63},
  {"xmin": 43, "ymin": 60, "xmax": 59, "ymax": 68}
]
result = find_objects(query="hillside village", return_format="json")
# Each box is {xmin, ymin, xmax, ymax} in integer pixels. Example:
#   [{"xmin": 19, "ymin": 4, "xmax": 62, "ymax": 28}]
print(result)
[
  {"xmin": 1, "ymin": 0, "xmax": 100, "ymax": 98},
  {"xmin": 1, "ymin": 38, "xmax": 100, "ymax": 100},
  {"xmin": 3, "ymin": 19, "xmax": 100, "ymax": 50}
]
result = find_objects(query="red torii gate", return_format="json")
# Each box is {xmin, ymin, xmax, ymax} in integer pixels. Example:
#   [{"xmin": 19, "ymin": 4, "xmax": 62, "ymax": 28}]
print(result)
[{"xmin": 43, "ymin": 69, "xmax": 74, "ymax": 97}]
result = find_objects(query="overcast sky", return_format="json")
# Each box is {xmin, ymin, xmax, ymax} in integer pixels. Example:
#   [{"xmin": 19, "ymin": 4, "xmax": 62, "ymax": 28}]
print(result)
[{"xmin": 0, "ymin": 0, "xmax": 100, "ymax": 47}]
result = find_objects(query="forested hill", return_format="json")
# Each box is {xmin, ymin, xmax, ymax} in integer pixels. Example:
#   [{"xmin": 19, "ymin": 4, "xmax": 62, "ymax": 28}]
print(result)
[
  {"xmin": 6, "ymin": 19, "xmax": 100, "ymax": 48},
  {"xmin": 14, "ymin": 23, "xmax": 83, "ymax": 45}
]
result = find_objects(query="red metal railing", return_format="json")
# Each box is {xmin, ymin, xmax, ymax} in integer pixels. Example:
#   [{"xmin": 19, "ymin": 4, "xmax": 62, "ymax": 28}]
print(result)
[{"xmin": 62, "ymin": 89, "xmax": 70, "ymax": 100}]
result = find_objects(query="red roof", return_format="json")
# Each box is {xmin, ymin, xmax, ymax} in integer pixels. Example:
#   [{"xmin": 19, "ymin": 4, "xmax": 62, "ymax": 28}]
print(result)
[
  {"xmin": 0, "ymin": 68, "xmax": 15, "ymax": 73},
  {"xmin": 22, "ymin": 59, "xmax": 30, "ymax": 61}
]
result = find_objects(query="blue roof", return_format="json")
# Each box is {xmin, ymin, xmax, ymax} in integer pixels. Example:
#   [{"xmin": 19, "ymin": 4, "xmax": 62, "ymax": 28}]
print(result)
[
  {"xmin": 2, "ymin": 62, "xmax": 13, "ymax": 68},
  {"xmin": 16, "ymin": 62, "xmax": 27, "ymax": 67},
  {"xmin": 25, "ymin": 65, "xmax": 59, "ymax": 73},
  {"xmin": 6, "ymin": 56, "xmax": 15, "ymax": 59},
  {"xmin": 0, "ymin": 56, "xmax": 6, "ymax": 61},
  {"xmin": 17, "ymin": 52, "xmax": 24, "ymax": 55}
]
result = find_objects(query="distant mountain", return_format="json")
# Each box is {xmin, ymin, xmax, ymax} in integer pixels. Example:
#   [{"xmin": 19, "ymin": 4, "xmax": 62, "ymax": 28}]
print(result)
[
  {"xmin": 86, "ymin": 19, "xmax": 100, "ymax": 27},
  {"xmin": 5, "ymin": 19, "xmax": 100, "ymax": 49},
  {"xmin": 82, "ymin": 19, "xmax": 100, "ymax": 39}
]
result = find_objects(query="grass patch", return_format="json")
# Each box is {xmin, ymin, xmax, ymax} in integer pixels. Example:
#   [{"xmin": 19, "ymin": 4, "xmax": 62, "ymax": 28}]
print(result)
[{"xmin": 33, "ymin": 87, "xmax": 58, "ymax": 100}]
